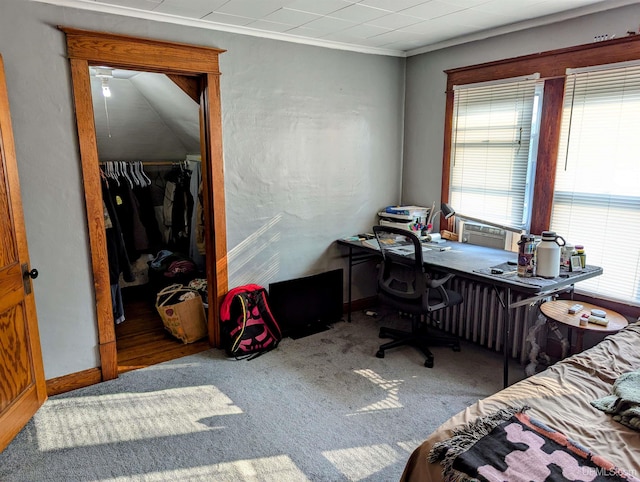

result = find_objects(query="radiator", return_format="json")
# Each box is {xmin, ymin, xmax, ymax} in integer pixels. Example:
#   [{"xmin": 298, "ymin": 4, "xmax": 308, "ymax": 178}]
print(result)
[{"xmin": 434, "ymin": 278, "xmax": 543, "ymax": 364}]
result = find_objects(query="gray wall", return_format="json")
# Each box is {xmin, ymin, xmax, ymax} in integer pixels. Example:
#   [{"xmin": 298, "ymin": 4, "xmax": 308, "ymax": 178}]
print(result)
[
  {"xmin": 402, "ymin": 3, "xmax": 640, "ymax": 230},
  {"xmin": 0, "ymin": 0, "xmax": 405, "ymax": 379}
]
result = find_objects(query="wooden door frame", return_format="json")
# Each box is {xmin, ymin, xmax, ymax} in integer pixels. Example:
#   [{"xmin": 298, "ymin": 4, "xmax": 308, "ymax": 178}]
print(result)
[{"xmin": 60, "ymin": 27, "xmax": 228, "ymax": 382}]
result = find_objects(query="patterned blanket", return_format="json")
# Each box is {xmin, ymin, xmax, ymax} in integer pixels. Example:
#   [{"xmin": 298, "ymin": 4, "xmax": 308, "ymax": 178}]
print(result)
[{"xmin": 429, "ymin": 407, "xmax": 640, "ymax": 482}]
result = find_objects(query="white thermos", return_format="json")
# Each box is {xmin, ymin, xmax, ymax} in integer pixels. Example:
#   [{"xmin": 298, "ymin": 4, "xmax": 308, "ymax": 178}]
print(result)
[{"xmin": 536, "ymin": 231, "xmax": 566, "ymax": 278}]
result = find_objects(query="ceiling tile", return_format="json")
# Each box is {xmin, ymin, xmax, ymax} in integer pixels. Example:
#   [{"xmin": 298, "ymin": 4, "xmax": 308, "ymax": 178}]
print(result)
[
  {"xmin": 447, "ymin": 8, "xmax": 515, "ymax": 28},
  {"xmin": 321, "ymin": 31, "xmax": 366, "ymax": 43},
  {"xmin": 216, "ymin": 0, "xmax": 296, "ymax": 19},
  {"xmin": 98, "ymin": 0, "xmax": 162, "ymax": 10},
  {"xmin": 302, "ymin": 15, "xmax": 357, "ymax": 34},
  {"xmin": 383, "ymin": 38, "xmax": 432, "ymax": 50},
  {"xmin": 399, "ymin": 1, "xmax": 466, "ymax": 20},
  {"xmin": 340, "ymin": 23, "xmax": 391, "ymax": 39},
  {"xmin": 200, "ymin": 11, "xmax": 255, "ymax": 26},
  {"xmin": 366, "ymin": 13, "xmax": 423, "ymax": 30},
  {"xmin": 367, "ymin": 29, "xmax": 420, "ymax": 45},
  {"xmin": 327, "ymin": 4, "xmax": 388, "ymax": 23},
  {"xmin": 400, "ymin": 18, "xmax": 471, "ymax": 37},
  {"xmin": 473, "ymin": 0, "xmax": 547, "ymax": 16},
  {"xmin": 358, "ymin": 0, "xmax": 429, "ymax": 13},
  {"xmin": 153, "ymin": 0, "xmax": 229, "ymax": 18},
  {"xmin": 245, "ymin": 19, "xmax": 295, "ymax": 32},
  {"xmin": 445, "ymin": 0, "xmax": 495, "ymax": 7},
  {"xmin": 472, "ymin": 0, "xmax": 601, "ymax": 19},
  {"xmin": 284, "ymin": 25, "xmax": 328, "ymax": 38},
  {"xmin": 285, "ymin": 0, "xmax": 356, "ymax": 16},
  {"xmin": 264, "ymin": 8, "xmax": 321, "ymax": 25}
]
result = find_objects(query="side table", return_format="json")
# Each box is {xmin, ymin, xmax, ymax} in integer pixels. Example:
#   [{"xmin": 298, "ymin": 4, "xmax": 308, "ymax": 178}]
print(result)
[{"xmin": 540, "ymin": 300, "xmax": 629, "ymax": 355}]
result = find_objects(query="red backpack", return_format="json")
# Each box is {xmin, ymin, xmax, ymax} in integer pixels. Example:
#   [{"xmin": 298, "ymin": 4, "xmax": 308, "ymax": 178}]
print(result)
[{"xmin": 220, "ymin": 284, "xmax": 282, "ymax": 359}]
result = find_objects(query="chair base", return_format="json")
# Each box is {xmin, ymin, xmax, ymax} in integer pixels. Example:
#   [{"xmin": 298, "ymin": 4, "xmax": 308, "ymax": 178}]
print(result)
[{"xmin": 375, "ymin": 321, "xmax": 460, "ymax": 368}]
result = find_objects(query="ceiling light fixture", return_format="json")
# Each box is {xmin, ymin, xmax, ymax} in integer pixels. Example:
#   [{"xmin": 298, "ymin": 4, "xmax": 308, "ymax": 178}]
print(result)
[
  {"xmin": 100, "ymin": 77, "xmax": 111, "ymax": 98},
  {"xmin": 94, "ymin": 67, "xmax": 113, "ymax": 98}
]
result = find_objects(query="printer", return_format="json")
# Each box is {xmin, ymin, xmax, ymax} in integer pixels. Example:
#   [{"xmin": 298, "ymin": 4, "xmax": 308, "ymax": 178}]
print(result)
[{"xmin": 377, "ymin": 205, "xmax": 430, "ymax": 232}]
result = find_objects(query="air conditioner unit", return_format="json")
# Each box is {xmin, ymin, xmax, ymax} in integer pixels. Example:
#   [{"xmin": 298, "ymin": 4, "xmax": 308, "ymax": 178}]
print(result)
[{"xmin": 459, "ymin": 221, "xmax": 519, "ymax": 252}]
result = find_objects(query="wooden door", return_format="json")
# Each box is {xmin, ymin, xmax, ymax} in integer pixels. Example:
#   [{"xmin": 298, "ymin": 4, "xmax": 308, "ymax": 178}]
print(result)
[{"xmin": 0, "ymin": 53, "xmax": 47, "ymax": 452}]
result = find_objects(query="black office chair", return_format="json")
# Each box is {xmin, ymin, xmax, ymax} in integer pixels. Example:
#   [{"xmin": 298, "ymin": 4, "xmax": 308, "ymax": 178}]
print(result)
[{"xmin": 372, "ymin": 225, "xmax": 463, "ymax": 367}]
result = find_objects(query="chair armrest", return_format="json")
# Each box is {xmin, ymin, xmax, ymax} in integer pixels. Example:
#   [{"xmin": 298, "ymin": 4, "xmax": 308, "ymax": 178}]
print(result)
[{"xmin": 425, "ymin": 272, "xmax": 455, "ymax": 288}]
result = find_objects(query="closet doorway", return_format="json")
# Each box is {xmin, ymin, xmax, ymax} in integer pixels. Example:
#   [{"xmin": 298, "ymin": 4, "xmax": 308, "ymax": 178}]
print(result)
[{"xmin": 62, "ymin": 28, "xmax": 228, "ymax": 382}]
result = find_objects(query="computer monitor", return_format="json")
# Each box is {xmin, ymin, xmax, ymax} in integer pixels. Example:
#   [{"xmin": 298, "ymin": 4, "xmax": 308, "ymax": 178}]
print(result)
[{"xmin": 268, "ymin": 269, "xmax": 343, "ymax": 339}]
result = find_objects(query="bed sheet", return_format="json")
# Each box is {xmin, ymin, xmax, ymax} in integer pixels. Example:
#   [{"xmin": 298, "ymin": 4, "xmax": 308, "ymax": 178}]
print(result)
[{"xmin": 401, "ymin": 322, "xmax": 640, "ymax": 482}]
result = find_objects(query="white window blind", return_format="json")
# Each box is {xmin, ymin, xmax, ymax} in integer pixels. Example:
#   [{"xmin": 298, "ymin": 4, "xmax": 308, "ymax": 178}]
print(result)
[
  {"xmin": 552, "ymin": 63, "xmax": 640, "ymax": 305},
  {"xmin": 449, "ymin": 77, "xmax": 540, "ymax": 230}
]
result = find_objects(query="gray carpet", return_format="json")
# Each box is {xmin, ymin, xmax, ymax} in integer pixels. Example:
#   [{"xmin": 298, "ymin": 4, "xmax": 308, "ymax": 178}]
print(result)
[{"xmin": 0, "ymin": 311, "xmax": 524, "ymax": 481}]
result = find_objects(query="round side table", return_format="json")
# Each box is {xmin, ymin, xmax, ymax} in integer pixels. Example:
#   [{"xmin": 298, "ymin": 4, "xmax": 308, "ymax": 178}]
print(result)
[{"xmin": 540, "ymin": 300, "xmax": 628, "ymax": 355}]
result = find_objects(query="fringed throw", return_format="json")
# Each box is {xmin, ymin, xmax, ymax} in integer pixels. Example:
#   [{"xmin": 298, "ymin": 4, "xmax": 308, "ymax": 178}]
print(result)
[{"xmin": 428, "ymin": 406, "xmax": 639, "ymax": 482}]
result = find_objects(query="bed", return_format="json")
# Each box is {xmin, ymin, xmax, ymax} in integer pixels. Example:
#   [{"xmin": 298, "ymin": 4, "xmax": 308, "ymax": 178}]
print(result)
[{"xmin": 401, "ymin": 322, "xmax": 640, "ymax": 482}]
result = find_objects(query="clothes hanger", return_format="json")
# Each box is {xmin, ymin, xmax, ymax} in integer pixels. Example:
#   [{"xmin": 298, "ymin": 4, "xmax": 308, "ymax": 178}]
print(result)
[
  {"xmin": 130, "ymin": 161, "xmax": 142, "ymax": 186},
  {"xmin": 120, "ymin": 160, "xmax": 133, "ymax": 188},
  {"xmin": 128, "ymin": 161, "xmax": 140, "ymax": 186},
  {"xmin": 139, "ymin": 161, "xmax": 151, "ymax": 186},
  {"xmin": 106, "ymin": 161, "xmax": 119, "ymax": 186}
]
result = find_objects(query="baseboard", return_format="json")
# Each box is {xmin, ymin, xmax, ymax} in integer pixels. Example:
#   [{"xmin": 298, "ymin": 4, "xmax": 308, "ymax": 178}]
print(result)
[
  {"xmin": 345, "ymin": 296, "xmax": 378, "ymax": 314},
  {"xmin": 46, "ymin": 367, "xmax": 102, "ymax": 396}
]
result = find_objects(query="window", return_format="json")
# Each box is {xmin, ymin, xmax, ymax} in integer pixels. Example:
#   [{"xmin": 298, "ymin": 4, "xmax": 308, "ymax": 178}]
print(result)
[
  {"xmin": 449, "ymin": 76, "xmax": 542, "ymax": 231},
  {"xmin": 551, "ymin": 62, "xmax": 640, "ymax": 305}
]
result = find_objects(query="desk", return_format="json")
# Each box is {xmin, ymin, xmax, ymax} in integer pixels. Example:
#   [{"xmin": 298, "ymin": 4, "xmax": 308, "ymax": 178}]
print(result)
[
  {"xmin": 337, "ymin": 237, "xmax": 603, "ymax": 388},
  {"xmin": 540, "ymin": 300, "xmax": 628, "ymax": 354}
]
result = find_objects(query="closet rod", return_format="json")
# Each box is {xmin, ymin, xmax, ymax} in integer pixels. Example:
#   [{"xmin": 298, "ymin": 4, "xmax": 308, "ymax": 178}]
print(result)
[{"xmin": 99, "ymin": 160, "xmax": 184, "ymax": 166}]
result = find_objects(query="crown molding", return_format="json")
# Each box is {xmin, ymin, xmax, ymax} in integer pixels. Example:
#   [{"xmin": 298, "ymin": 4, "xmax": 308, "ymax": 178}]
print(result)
[{"xmin": 30, "ymin": 0, "xmax": 407, "ymax": 57}]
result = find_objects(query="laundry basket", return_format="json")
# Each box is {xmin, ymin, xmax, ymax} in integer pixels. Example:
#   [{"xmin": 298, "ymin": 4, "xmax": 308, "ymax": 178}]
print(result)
[{"xmin": 155, "ymin": 283, "xmax": 207, "ymax": 343}]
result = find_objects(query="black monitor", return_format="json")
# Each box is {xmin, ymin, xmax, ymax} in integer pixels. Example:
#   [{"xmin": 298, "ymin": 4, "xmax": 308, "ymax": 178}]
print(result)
[{"xmin": 268, "ymin": 269, "xmax": 343, "ymax": 339}]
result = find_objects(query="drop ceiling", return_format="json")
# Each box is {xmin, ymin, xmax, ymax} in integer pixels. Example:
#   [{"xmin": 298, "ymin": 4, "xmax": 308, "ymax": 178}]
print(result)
[{"xmin": 34, "ymin": 0, "xmax": 637, "ymax": 56}]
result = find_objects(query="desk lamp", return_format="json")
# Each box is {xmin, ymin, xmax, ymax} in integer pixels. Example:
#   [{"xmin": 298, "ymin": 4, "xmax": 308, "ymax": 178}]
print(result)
[{"xmin": 426, "ymin": 202, "xmax": 456, "ymax": 231}]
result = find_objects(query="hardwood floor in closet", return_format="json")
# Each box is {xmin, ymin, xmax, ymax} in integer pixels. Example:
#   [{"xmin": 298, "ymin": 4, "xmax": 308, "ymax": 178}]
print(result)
[{"xmin": 115, "ymin": 289, "xmax": 210, "ymax": 375}]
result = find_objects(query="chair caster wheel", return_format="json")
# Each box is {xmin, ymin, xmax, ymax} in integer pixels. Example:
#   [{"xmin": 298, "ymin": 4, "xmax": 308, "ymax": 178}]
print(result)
[
  {"xmin": 376, "ymin": 350, "xmax": 385, "ymax": 358},
  {"xmin": 424, "ymin": 358, "xmax": 434, "ymax": 368},
  {"xmin": 452, "ymin": 345, "xmax": 461, "ymax": 352}
]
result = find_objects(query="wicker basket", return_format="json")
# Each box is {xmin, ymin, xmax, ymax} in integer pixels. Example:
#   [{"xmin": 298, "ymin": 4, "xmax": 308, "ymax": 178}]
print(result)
[{"xmin": 155, "ymin": 284, "xmax": 207, "ymax": 343}]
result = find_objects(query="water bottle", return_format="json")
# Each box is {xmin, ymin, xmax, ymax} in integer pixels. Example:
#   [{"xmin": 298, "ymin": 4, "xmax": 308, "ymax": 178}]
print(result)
[
  {"xmin": 575, "ymin": 245, "xmax": 586, "ymax": 268},
  {"xmin": 536, "ymin": 231, "xmax": 566, "ymax": 278},
  {"xmin": 517, "ymin": 234, "xmax": 536, "ymax": 277}
]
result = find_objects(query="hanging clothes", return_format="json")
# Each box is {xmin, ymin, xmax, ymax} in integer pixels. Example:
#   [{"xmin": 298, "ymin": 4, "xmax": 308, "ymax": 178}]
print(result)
[
  {"xmin": 195, "ymin": 181, "xmax": 205, "ymax": 257},
  {"xmin": 102, "ymin": 161, "xmax": 165, "ymax": 262},
  {"xmin": 102, "ymin": 177, "xmax": 134, "ymax": 324},
  {"xmin": 163, "ymin": 164, "xmax": 193, "ymax": 253},
  {"xmin": 187, "ymin": 159, "xmax": 205, "ymax": 270},
  {"xmin": 107, "ymin": 177, "xmax": 145, "ymax": 262},
  {"xmin": 133, "ymin": 182, "xmax": 163, "ymax": 254},
  {"xmin": 102, "ymin": 178, "xmax": 134, "ymax": 285}
]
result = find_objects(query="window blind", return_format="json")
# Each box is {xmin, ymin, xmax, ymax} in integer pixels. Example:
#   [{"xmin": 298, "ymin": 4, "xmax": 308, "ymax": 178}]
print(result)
[
  {"xmin": 449, "ymin": 78, "xmax": 539, "ymax": 230},
  {"xmin": 552, "ymin": 64, "xmax": 640, "ymax": 305}
]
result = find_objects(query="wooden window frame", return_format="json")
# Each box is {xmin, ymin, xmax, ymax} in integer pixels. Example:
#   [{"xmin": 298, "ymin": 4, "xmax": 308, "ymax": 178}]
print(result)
[{"xmin": 441, "ymin": 35, "xmax": 640, "ymax": 317}]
